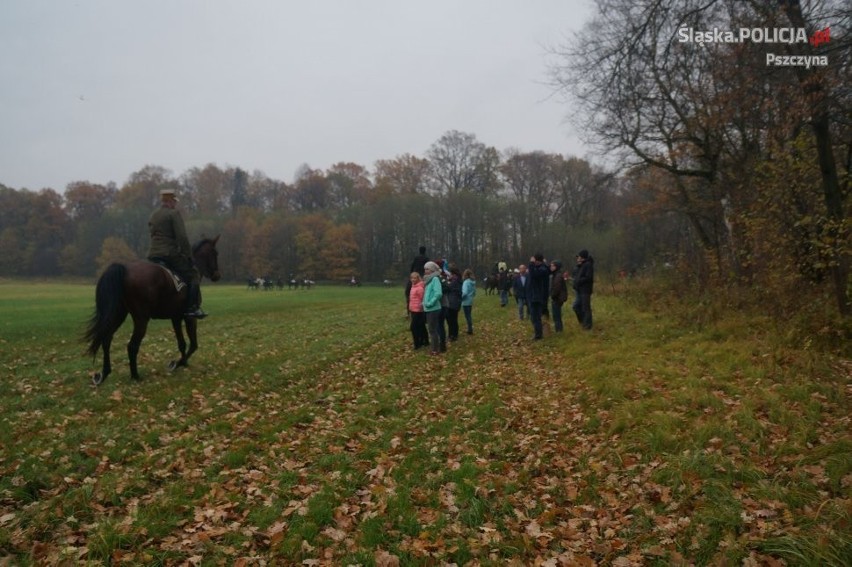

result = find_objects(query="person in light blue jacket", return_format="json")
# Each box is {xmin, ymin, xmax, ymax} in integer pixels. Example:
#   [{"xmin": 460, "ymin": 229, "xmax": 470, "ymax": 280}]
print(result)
[
  {"xmin": 422, "ymin": 261, "xmax": 444, "ymax": 355},
  {"xmin": 461, "ymin": 268, "xmax": 477, "ymax": 335}
]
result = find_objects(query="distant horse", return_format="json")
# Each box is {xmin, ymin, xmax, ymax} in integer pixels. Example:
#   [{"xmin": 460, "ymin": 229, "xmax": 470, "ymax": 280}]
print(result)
[
  {"xmin": 84, "ymin": 236, "xmax": 221, "ymax": 384},
  {"xmin": 484, "ymin": 274, "xmax": 498, "ymax": 295}
]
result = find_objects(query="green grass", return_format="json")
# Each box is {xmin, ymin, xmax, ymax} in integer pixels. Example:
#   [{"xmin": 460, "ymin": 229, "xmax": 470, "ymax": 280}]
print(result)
[{"xmin": 0, "ymin": 280, "xmax": 849, "ymax": 565}]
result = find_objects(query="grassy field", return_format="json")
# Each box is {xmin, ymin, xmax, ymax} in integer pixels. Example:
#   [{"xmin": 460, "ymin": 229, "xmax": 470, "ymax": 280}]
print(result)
[{"xmin": 0, "ymin": 280, "xmax": 849, "ymax": 565}]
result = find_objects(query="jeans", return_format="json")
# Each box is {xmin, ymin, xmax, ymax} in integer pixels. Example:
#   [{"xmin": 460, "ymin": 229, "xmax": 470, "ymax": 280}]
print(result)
[
  {"xmin": 551, "ymin": 301, "xmax": 563, "ymax": 332},
  {"xmin": 516, "ymin": 297, "xmax": 528, "ymax": 319},
  {"xmin": 446, "ymin": 308, "xmax": 460, "ymax": 340},
  {"xmin": 426, "ymin": 310, "xmax": 442, "ymax": 352},
  {"xmin": 499, "ymin": 289, "xmax": 509, "ymax": 306},
  {"xmin": 573, "ymin": 292, "xmax": 592, "ymax": 329},
  {"xmin": 529, "ymin": 301, "xmax": 544, "ymax": 339},
  {"xmin": 463, "ymin": 305, "xmax": 473, "ymax": 333}
]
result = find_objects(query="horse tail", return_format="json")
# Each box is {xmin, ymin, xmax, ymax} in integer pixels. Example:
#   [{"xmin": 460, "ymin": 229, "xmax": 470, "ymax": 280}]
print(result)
[{"xmin": 83, "ymin": 263, "xmax": 127, "ymax": 357}]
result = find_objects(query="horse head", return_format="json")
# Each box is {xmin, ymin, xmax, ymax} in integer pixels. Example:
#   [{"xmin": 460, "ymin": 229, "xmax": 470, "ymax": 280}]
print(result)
[{"xmin": 193, "ymin": 235, "xmax": 222, "ymax": 282}]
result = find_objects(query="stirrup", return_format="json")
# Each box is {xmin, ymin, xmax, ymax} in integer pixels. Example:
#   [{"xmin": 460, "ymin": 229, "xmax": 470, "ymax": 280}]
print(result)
[{"xmin": 184, "ymin": 308, "xmax": 208, "ymax": 319}]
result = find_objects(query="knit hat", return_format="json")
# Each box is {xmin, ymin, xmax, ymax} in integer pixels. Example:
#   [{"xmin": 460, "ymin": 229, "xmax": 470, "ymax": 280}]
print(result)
[
  {"xmin": 424, "ymin": 261, "xmax": 440, "ymax": 273},
  {"xmin": 578, "ymin": 249, "xmax": 589, "ymax": 259}
]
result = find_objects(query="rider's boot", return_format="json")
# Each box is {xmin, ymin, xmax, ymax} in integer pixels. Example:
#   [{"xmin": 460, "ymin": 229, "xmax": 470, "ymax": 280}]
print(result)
[{"xmin": 184, "ymin": 282, "xmax": 207, "ymax": 319}]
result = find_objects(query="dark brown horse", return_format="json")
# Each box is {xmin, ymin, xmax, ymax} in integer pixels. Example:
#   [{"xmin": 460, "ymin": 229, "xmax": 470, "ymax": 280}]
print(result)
[
  {"xmin": 84, "ymin": 236, "xmax": 221, "ymax": 384},
  {"xmin": 484, "ymin": 274, "xmax": 498, "ymax": 295}
]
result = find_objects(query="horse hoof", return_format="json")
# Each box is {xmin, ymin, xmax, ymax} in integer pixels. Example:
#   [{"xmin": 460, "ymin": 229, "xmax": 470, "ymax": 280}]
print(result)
[
  {"xmin": 168, "ymin": 360, "xmax": 178, "ymax": 371},
  {"xmin": 92, "ymin": 372, "xmax": 104, "ymax": 386}
]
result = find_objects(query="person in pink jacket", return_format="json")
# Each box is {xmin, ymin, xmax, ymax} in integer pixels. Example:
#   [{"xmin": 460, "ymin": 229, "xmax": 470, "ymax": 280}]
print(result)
[{"xmin": 408, "ymin": 272, "xmax": 428, "ymax": 350}]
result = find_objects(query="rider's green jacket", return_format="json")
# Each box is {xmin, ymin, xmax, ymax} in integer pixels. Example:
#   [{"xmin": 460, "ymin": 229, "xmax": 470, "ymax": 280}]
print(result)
[{"xmin": 147, "ymin": 206, "xmax": 192, "ymax": 274}]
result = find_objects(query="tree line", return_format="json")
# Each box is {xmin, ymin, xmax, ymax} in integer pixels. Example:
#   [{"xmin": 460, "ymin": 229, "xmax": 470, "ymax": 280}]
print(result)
[{"xmin": 0, "ymin": 130, "xmax": 624, "ymax": 286}]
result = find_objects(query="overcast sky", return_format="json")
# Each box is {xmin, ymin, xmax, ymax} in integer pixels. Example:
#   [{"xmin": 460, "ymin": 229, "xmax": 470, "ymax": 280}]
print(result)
[{"xmin": 1, "ymin": 0, "xmax": 594, "ymax": 192}]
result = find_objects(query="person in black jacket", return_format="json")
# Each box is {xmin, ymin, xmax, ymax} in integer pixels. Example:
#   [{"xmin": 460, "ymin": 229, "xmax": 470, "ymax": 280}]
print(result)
[
  {"xmin": 410, "ymin": 246, "xmax": 428, "ymax": 276},
  {"xmin": 497, "ymin": 268, "xmax": 512, "ymax": 307},
  {"xmin": 445, "ymin": 264, "xmax": 463, "ymax": 341},
  {"xmin": 526, "ymin": 253, "xmax": 551, "ymax": 340},
  {"xmin": 405, "ymin": 246, "xmax": 429, "ymax": 313},
  {"xmin": 572, "ymin": 249, "xmax": 594, "ymax": 330},
  {"xmin": 549, "ymin": 260, "xmax": 568, "ymax": 332}
]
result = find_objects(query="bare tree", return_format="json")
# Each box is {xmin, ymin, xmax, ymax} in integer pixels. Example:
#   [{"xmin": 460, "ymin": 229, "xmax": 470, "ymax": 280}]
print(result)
[{"xmin": 552, "ymin": 0, "xmax": 850, "ymax": 315}]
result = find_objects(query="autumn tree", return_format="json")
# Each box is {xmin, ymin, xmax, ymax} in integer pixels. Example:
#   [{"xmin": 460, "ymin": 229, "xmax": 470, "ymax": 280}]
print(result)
[
  {"xmin": 552, "ymin": 0, "xmax": 850, "ymax": 315},
  {"xmin": 95, "ymin": 236, "xmax": 138, "ymax": 275},
  {"xmin": 181, "ymin": 163, "xmax": 229, "ymax": 215},
  {"xmin": 248, "ymin": 172, "xmax": 290, "ymax": 212},
  {"xmin": 294, "ymin": 214, "xmax": 332, "ymax": 277},
  {"xmin": 427, "ymin": 131, "xmax": 503, "ymax": 260},
  {"xmin": 327, "ymin": 162, "xmax": 372, "ymax": 209},
  {"xmin": 220, "ymin": 208, "xmax": 260, "ymax": 280},
  {"xmin": 374, "ymin": 154, "xmax": 431, "ymax": 194},
  {"xmin": 0, "ymin": 227, "xmax": 26, "ymax": 275},
  {"xmin": 230, "ymin": 167, "xmax": 249, "ymax": 214},
  {"xmin": 62, "ymin": 182, "xmax": 118, "ymax": 275},
  {"xmin": 64, "ymin": 181, "xmax": 117, "ymax": 220},
  {"xmin": 115, "ymin": 165, "xmax": 173, "ymax": 211},
  {"xmin": 552, "ymin": 156, "xmax": 612, "ymax": 230},
  {"xmin": 500, "ymin": 151, "xmax": 557, "ymax": 252},
  {"xmin": 0, "ymin": 187, "xmax": 33, "ymax": 275},
  {"xmin": 292, "ymin": 169, "xmax": 331, "ymax": 212},
  {"xmin": 320, "ymin": 224, "xmax": 359, "ymax": 280}
]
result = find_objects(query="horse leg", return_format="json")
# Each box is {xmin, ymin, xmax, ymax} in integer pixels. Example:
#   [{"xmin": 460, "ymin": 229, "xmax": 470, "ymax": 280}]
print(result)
[
  {"xmin": 127, "ymin": 316, "xmax": 149, "ymax": 380},
  {"xmin": 185, "ymin": 317, "xmax": 198, "ymax": 363},
  {"xmin": 91, "ymin": 311, "xmax": 127, "ymax": 386},
  {"xmin": 169, "ymin": 317, "xmax": 197, "ymax": 371},
  {"xmin": 168, "ymin": 317, "xmax": 187, "ymax": 370},
  {"xmin": 93, "ymin": 334, "xmax": 113, "ymax": 385}
]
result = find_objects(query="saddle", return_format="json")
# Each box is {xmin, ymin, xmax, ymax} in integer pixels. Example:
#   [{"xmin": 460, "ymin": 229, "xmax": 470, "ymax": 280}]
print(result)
[{"xmin": 150, "ymin": 261, "xmax": 187, "ymax": 293}]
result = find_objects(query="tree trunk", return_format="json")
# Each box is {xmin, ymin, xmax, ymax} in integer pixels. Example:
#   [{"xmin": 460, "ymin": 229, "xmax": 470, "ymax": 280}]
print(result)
[{"xmin": 778, "ymin": 0, "xmax": 850, "ymax": 316}]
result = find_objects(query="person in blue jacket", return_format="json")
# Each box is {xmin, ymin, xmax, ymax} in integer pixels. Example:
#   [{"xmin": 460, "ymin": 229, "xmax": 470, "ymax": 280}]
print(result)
[
  {"xmin": 461, "ymin": 268, "xmax": 477, "ymax": 334},
  {"xmin": 422, "ymin": 261, "xmax": 444, "ymax": 355}
]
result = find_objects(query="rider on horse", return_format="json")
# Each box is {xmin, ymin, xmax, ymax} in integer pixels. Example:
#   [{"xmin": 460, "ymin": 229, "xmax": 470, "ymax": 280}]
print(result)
[{"xmin": 147, "ymin": 187, "xmax": 207, "ymax": 319}]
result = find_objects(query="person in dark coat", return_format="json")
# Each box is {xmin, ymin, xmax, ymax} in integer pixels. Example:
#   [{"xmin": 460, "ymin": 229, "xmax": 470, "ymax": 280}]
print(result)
[
  {"xmin": 497, "ymin": 268, "xmax": 512, "ymax": 307},
  {"xmin": 405, "ymin": 246, "xmax": 430, "ymax": 311},
  {"xmin": 549, "ymin": 260, "xmax": 568, "ymax": 332},
  {"xmin": 147, "ymin": 187, "xmax": 206, "ymax": 318},
  {"xmin": 572, "ymin": 249, "xmax": 594, "ymax": 330},
  {"xmin": 526, "ymin": 253, "xmax": 551, "ymax": 340},
  {"xmin": 445, "ymin": 264, "xmax": 463, "ymax": 341}
]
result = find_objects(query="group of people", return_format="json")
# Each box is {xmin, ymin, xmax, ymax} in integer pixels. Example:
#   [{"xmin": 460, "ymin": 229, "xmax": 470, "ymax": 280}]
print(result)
[
  {"xmin": 405, "ymin": 247, "xmax": 477, "ymax": 356},
  {"xmin": 405, "ymin": 246, "xmax": 595, "ymax": 351},
  {"xmin": 508, "ymin": 251, "xmax": 594, "ymax": 340},
  {"xmin": 147, "ymin": 186, "xmax": 595, "ymax": 343}
]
